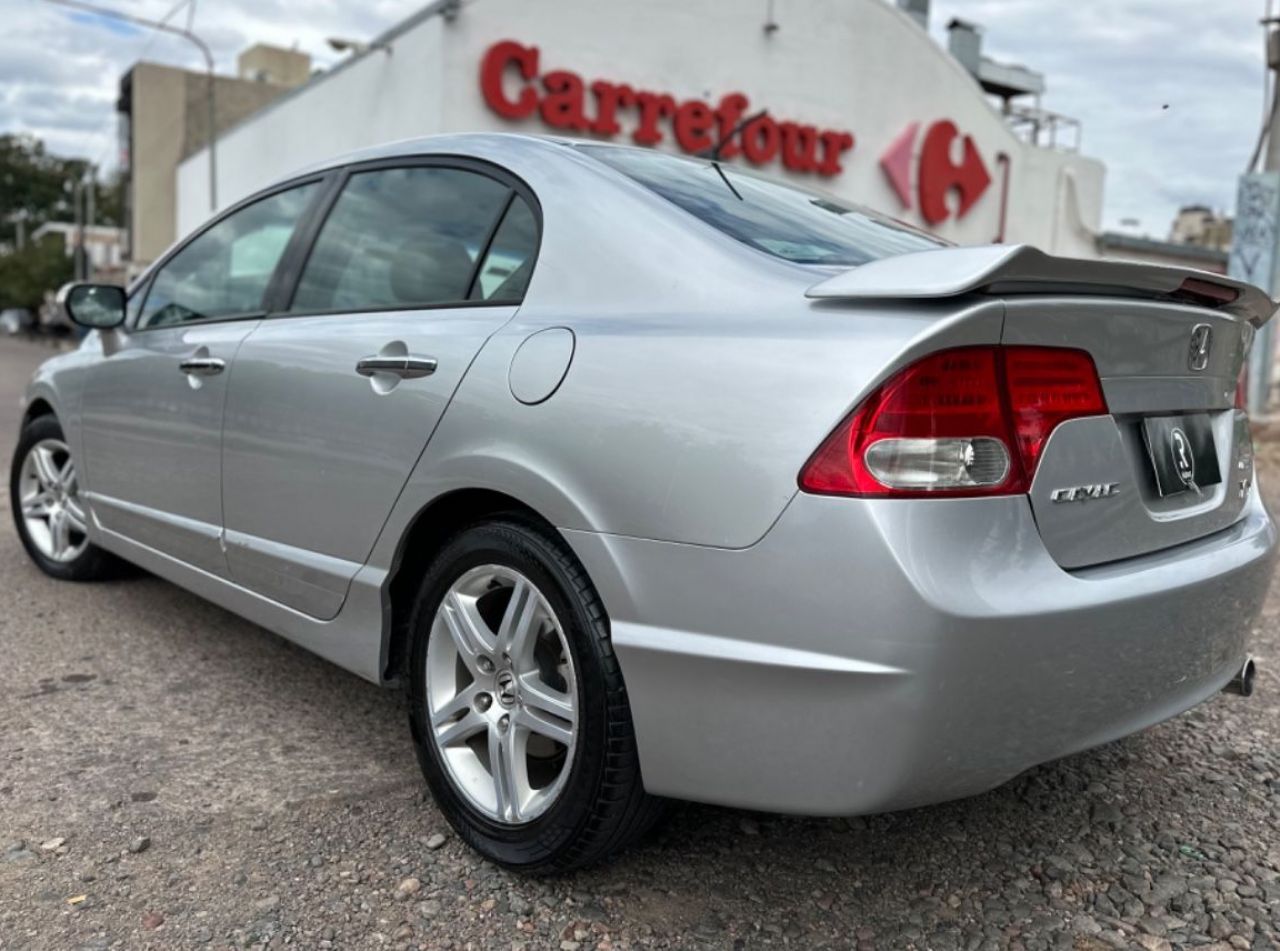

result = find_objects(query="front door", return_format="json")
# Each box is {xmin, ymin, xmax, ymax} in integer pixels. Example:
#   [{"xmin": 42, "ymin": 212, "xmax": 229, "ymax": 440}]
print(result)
[
  {"xmin": 220, "ymin": 162, "xmax": 541, "ymax": 618},
  {"xmin": 79, "ymin": 182, "xmax": 321, "ymax": 575}
]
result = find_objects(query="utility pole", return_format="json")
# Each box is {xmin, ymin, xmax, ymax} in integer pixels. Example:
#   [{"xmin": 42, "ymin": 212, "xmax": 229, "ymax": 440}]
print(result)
[
  {"xmin": 1258, "ymin": 23, "xmax": 1280, "ymax": 411},
  {"xmin": 7, "ymin": 210, "xmax": 28, "ymax": 252},
  {"xmin": 84, "ymin": 164, "xmax": 97, "ymax": 280},
  {"xmin": 71, "ymin": 177, "xmax": 87, "ymax": 281},
  {"xmin": 1267, "ymin": 25, "xmax": 1280, "ymax": 174},
  {"xmin": 85, "ymin": 165, "xmax": 96, "ymax": 232},
  {"xmin": 1230, "ymin": 19, "xmax": 1280, "ymax": 413}
]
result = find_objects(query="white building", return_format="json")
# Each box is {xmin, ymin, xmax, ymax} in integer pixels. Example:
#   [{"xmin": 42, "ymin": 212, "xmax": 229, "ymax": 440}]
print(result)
[
  {"xmin": 176, "ymin": 0, "xmax": 1109, "ymax": 258},
  {"xmin": 30, "ymin": 222, "xmax": 126, "ymax": 272}
]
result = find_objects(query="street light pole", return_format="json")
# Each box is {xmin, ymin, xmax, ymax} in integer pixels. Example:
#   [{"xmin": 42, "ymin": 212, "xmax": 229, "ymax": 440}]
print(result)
[
  {"xmin": 85, "ymin": 164, "xmax": 96, "ymax": 231},
  {"xmin": 7, "ymin": 211, "xmax": 29, "ymax": 252},
  {"xmin": 71, "ymin": 177, "xmax": 86, "ymax": 281},
  {"xmin": 84, "ymin": 164, "xmax": 97, "ymax": 277},
  {"xmin": 43, "ymin": 0, "xmax": 218, "ymax": 210}
]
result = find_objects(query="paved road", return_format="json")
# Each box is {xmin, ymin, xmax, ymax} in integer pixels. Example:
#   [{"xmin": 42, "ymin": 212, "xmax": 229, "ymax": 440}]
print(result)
[{"xmin": 1, "ymin": 333, "xmax": 1279, "ymax": 951}]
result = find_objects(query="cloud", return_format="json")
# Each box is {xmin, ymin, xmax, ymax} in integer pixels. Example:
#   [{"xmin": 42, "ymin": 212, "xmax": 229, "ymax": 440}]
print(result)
[
  {"xmin": 0, "ymin": 0, "xmax": 422, "ymax": 167},
  {"xmin": 929, "ymin": 0, "xmax": 1268, "ymax": 233},
  {"xmin": 0, "ymin": 0, "xmax": 1265, "ymax": 237}
]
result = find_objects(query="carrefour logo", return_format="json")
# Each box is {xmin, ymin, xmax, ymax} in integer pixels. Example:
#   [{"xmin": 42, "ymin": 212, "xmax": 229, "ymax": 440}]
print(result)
[
  {"xmin": 479, "ymin": 40, "xmax": 858, "ymax": 178},
  {"xmin": 880, "ymin": 120, "xmax": 992, "ymax": 225}
]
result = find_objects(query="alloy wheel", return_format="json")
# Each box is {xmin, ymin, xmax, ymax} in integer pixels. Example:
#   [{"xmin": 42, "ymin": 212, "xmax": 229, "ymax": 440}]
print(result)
[
  {"xmin": 425, "ymin": 565, "xmax": 578, "ymax": 824},
  {"xmin": 17, "ymin": 438, "xmax": 89, "ymax": 564}
]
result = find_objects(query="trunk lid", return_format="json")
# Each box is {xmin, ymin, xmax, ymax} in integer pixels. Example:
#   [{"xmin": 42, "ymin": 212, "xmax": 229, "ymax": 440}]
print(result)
[{"xmin": 808, "ymin": 245, "xmax": 1275, "ymax": 568}]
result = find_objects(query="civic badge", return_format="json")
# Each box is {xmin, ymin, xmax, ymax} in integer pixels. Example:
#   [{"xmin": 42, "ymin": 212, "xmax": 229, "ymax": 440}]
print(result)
[
  {"xmin": 1050, "ymin": 483, "xmax": 1120, "ymax": 503},
  {"xmin": 1188, "ymin": 324, "xmax": 1212, "ymax": 371}
]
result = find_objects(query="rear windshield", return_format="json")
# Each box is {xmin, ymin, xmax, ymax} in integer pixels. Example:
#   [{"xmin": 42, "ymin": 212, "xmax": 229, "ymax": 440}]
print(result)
[{"xmin": 582, "ymin": 145, "xmax": 945, "ymax": 267}]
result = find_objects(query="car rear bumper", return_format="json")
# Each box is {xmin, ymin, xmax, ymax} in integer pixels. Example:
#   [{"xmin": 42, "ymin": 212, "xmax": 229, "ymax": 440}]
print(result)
[{"xmin": 563, "ymin": 487, "xmax": 1277, "ymax": 815}]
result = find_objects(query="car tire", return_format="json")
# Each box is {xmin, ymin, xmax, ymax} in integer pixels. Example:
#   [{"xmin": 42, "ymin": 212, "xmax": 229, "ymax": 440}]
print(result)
[
  {"xmin": 9, "ymin": 415, "xmax": 124, "ymax": 582},
  {"xmin": 406, "ymin": 515, "xmax": 665, "ymax": 872}
]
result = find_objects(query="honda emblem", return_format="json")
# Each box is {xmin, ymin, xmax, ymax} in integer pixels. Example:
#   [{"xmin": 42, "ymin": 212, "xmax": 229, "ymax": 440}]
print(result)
[{"xmin": 1188, "ymin": 324, "xmax": 1212, "ymax": 372}]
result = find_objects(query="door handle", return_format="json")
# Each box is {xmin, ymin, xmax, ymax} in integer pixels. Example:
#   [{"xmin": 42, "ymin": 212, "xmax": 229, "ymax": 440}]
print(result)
[
  {"xmin": 355, "ymin": 355, "xmax": 438, "ymax": 379},
  {"xmin": 178, "ymin": 356, "xmax": 226, "ymax": 376}
]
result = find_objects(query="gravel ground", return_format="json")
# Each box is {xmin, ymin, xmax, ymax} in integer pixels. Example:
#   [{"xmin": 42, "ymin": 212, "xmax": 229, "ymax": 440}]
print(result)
[{"xmin": 1, "ymin": 333, "xmax": 1279, "ymax": 951}]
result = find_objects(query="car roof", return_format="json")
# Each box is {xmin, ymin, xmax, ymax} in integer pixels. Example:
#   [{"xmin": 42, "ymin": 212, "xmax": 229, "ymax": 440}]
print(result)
[{"xmin": 276, "ymin": 132, "xmax": 583, "ymax": 182}]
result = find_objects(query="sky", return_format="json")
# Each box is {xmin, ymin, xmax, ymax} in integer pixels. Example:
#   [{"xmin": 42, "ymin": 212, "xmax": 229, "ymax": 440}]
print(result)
[
  {"xmin": 0, "ymin": 0, "xmax": 1271, "ymax": 236},
  {"xmin": 928, "ymin": 0, "xmax": 1271, "ymax": 233}
]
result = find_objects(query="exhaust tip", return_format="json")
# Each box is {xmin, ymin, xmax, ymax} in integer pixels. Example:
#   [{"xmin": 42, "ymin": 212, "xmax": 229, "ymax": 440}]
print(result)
[{"xmin": 1224, "ymin": 658, "xmax": 1257, "ymax": 698}]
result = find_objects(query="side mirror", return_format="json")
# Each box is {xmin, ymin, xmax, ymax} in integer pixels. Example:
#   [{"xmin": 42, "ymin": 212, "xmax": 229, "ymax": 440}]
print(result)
[{"xmin": 59, "ymin": 283, "xmax": 126, "ymax": 330}]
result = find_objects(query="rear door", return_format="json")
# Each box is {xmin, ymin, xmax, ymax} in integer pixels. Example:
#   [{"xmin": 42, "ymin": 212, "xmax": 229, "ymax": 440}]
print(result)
[
  {"xmin": 79, "ymin": 181, "xmax": 321, "ymax": 574},
  {"xmin": 220, "ymin": 159, "xmax": 541, "ymax": 618},
  {"xmin": 1005, "ymin": 296, "xmax": 1255, "ymax": 568}
]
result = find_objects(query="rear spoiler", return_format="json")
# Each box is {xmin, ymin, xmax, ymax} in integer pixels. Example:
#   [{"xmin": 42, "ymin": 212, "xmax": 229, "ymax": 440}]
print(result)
[{"xmin": 805, "ymin": 244, "xmax": 1277, "ymax": 327}]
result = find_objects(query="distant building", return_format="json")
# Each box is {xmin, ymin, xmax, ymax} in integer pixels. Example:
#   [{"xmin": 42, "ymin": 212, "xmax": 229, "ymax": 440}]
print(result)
[
  {"xmin": 944, "ymin": 17, "xmax": 1078, "ymax": 151},
  {"xmin": 1169, "ymin": 204, "xmax": 1233, "ymax": 251},
  {"xmin": 117, "ymin": 44, "xmax": 312, "ymax": 269},
  {"xmin": 1095, "ymin": 232, "xmax": 1228, "ymax": 275},
  {"xmin": 236, "ymin": 43, "xmax": 314, "ymax": 88},
  {"xmin": 30, "ymin": 222, "xmax": 126, "ymax": 272},
  {"xmin": 174, "ymin": 0, "xmax": 1107, "ymax": 259},
  {"xmin": 1094, "ymin": 205, "xmax": 1234, "ymax": 275}
]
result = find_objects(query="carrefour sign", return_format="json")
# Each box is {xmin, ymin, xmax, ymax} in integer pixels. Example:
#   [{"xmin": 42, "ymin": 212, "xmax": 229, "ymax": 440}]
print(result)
[
  {"xmin": 479, "ymin": 39, "xmax": 856, "ymax": 177},
  {"xmin": 478, "ymin": 39, "xmax": 996, "ymax": 226}
]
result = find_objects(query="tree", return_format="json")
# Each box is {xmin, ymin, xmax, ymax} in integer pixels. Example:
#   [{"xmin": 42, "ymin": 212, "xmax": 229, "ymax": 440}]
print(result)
[
  {"xmin": 0, "ymin": 133, "xmax": 122, "ymax": 247},
  {"xmin": 0, "ymin": 234, "xmax": 73, "ymax": 312},
  {"xmin": 0, "ymin": 134, "xmax": 122, "ymax": 312}
]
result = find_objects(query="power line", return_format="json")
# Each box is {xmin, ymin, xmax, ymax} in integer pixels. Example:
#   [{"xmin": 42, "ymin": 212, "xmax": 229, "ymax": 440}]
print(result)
[
  {"xmin": 42, "ymin": 0, "xmax": 218, "ymax": 209},
  {"xmin": 39, "ymin": 0, "xmax": 198, "ymax": 170}
]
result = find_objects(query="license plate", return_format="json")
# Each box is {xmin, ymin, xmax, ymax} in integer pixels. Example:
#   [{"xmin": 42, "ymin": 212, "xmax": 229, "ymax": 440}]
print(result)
[{"xmin": 1141, "ymin": 414, "xmax": 1221, "ymax": 497}]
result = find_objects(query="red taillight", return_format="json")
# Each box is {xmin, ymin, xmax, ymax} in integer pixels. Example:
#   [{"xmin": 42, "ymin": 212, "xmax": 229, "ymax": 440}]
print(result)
[
  {"xmin": 1236, "ymin": 364, "xmax": 1250, "ymax": 412},
  {"xmin": 1003, "ymin": 347, "xmax": 1108, "ymax": 478},
  {"xmin": 799, "ymin": 345, "xmax": 1108, "ymax": 497}
]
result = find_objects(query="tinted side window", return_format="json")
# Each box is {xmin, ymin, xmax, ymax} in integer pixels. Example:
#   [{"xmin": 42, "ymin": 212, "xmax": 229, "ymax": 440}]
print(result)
[
  {"xmin": 290, "ymin": 167, "xmax": 511, "ymax": 313},
  {"xmin": 469, "ymin": 197, "xmax": 538, "ymax": 302},
  {"xmin": 139, "ymin": 184, "xmax": 316, "ymax": 329}
]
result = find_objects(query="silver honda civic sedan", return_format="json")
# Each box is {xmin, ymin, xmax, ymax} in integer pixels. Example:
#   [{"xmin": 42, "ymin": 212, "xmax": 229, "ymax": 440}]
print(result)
[{"xmin": 10, "ymin": 133, "xmax": 1276, "ymax": 871}]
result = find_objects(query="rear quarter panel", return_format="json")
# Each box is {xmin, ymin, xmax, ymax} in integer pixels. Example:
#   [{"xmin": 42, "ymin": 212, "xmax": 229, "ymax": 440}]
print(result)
[
  {"xmin": 385, "ymin": 296, "xmax": 1006, "ymax": 549},
  {"xmin": 350, "ymin": 135, "xmax": 998, "ymax": 548}
]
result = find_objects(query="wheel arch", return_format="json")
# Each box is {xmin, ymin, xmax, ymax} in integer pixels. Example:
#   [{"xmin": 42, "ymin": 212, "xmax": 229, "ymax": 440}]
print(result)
[
  {"xmin": 381, "ymin": 487, "xmax": 566, "ymax": 682},
  {"xmin": 21, "ymin": 397, "xmax": 57, "ymax": 427}
]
